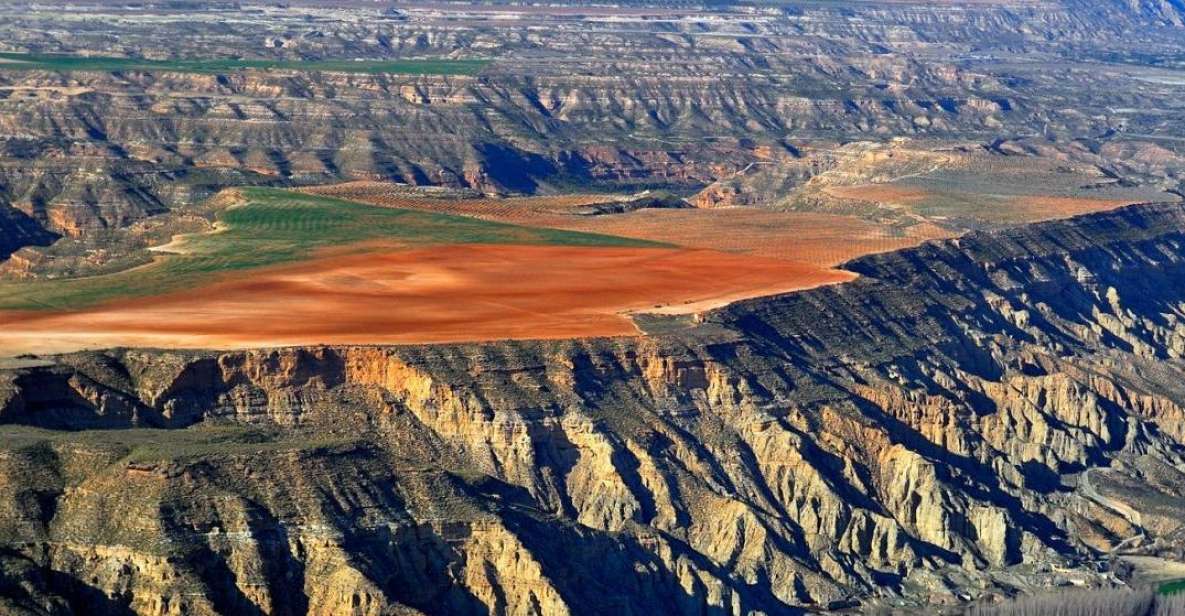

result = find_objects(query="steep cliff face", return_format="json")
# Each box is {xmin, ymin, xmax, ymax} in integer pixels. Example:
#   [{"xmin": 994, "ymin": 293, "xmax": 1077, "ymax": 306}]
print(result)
[
  {"xmin": 0, "ymin": 207, "xmax": 55, "ymax": 260},
  {"xmin": 4, "ymin": 203, "xmax": 1185, "ymax": 614}
]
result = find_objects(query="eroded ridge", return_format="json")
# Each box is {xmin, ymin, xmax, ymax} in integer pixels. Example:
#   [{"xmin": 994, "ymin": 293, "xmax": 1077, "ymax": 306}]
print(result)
[{"xmin": 3, "ymin": 203, "xmax": 1185, "ymax": 612}]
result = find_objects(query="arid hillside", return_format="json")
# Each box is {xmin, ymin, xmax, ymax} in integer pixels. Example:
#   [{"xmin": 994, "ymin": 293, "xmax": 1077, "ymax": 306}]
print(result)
[
  {"xmin": 3, "ymin": 2, "xmax": 1185, "ymax": 615},
  {"xmin": 5, "ymin": 203, "xmax": 1185, "ymax": 613},
  {"xmin": 1, "ymin": 0, "xmax": 1184, "ymax": 276}
]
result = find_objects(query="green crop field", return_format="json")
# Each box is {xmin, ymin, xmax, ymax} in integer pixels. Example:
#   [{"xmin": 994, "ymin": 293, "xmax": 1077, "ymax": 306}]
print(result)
[
  {"xmin": 0, "ymin": 52, "xmax": 489, "ymax": 76},
  {"xmin": 0, "ymin": 187, "xmax": 663, "ymax": 312}
]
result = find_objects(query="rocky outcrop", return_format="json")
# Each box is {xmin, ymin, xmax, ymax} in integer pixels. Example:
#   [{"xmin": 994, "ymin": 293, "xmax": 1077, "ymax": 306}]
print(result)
[
  {"xmin": 4, "ymin": 202, "xmax": 1185, "ymax": 613},
  {"xmin": 572, "ymin": 192, "xmax": 690, "ymax": 216},
  {"xmin": 4, "ymin": 0, "xmax": 1185, "ymax": 271},
  {"xmin": 0, "ymin": 206, "xmax": 56, "ymax": 260}
]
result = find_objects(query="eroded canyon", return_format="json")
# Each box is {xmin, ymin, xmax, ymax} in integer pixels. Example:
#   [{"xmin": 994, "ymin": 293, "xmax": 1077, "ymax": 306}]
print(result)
[
  {"xmin": 6, "ymin": 203, "xmax": 1185, "ymax": 613},
  {"xmin": 4, "ymin": 1, "xmax": 1185, "ymax": 614}
]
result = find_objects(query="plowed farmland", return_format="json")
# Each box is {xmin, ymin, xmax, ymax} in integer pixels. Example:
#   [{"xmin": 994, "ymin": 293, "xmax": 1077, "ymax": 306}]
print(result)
[
  {"xmin": 0, "ymin": 187, "xmax": 658, "ymax": 312},
  {"xmin": 23, "ymin": 174, "xmax": 1121, "ymax": 356},
  {"xmin": 303, "ymin": 181, "xmax": 954, "ymax": 265},
  {"xmin": 0, "ymin": 186, "xmax": 878, "ymax": 355},
  {"xmin": 553, "ymin": 209, "xmax": 953, "ymax": 265},
  {"xmin": 0, "ymin": 243, "xmax": 850, "ymax": 354},
  {"xmin": 0, "ymin": 177, "xmax": 1143, "ymax": 356}
]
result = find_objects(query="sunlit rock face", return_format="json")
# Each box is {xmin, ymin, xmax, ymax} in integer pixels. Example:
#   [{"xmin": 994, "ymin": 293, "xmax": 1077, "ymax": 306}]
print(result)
[{"xmin": 3, "ymin": 202, "xmax": 1185, "ymax": 613}]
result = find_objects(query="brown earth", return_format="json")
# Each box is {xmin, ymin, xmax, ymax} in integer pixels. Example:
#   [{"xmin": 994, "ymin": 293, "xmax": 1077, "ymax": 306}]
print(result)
[
  {"xmin": 825, "ymin": 183, "xmax": 1139, "ymax": 222},
  {"xmin": 0, "ymin": 186, "xmax": 964, "ymax": 356},
  {"xmin": 0, "ymin": 243, "xmax": 854, "ymax": 355},
  {"xmin": 555, "ymin": 208, "xmax": 953, "ymax": 264},
  {"xmin": 1007, "ymin": 195, "xmax": 1143, "ymax": 220},
  {"xmin": 304, "ymin": 182, "xmax": 954, "ymax": 263}
]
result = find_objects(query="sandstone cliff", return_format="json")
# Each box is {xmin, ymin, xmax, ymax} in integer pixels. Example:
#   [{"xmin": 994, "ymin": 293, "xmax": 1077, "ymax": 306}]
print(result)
[{"xmin": 4, "ymin": 202, "xmax": 1185, "ymax": 613}]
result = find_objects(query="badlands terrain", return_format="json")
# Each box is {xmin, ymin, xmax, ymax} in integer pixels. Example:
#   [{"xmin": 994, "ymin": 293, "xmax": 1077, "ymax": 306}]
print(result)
[{"xmin": 3, "ymin": 0, "xmax": 1185, "ymax": 614}]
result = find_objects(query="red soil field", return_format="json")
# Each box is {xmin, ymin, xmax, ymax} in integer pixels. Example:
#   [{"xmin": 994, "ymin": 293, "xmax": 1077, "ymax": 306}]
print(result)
[
  {"xmin": 552, "ymin": 209, "xmax": 952, "ymax": 265},
  {"xmin": 2, "ymin": 185, "xmax": 966, "ymax": 356},
  {"xmin": 0, "ymin": 243, "xmax": 853, "ymax": 355},
  {"xmin": 304, "ymin": 182, "xmax": 954, "ymax": 265}
]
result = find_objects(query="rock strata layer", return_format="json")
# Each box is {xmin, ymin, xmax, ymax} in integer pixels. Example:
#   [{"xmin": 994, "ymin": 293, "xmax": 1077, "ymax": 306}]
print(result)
[{"xmin": 4, "ymin": 203, "xmax": 1185, "ymax": 614}]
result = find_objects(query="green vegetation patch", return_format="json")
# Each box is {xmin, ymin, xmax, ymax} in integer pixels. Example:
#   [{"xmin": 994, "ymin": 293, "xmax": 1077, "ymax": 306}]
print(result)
[
  {"xmin": 0, "ymin": 187, "xmax": 665, "ymax": 311},
  {"xmin": 0, "ymin": 52, "xmax": 489, "ymax": 76},
  {"xmin": 0, "ymin": 423, "xmax": 348, "ymax": 464},
  {"xmin": 1160, "ymin": 579, "xmax": 1185, "ymax": 595}
]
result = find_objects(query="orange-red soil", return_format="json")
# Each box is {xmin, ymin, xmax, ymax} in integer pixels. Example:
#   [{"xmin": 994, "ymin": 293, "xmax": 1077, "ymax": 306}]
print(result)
[
  {"xmin": 3, "ymin": 185, "xmax": 968, "ymax": 355},
  {"xmin": 0, "ymin": 243, "xmax": 854, "ymax": 355},
  {"xmin": 1005, "ymin": 195, "xmax": 1140, "ymax": 221},
  {"xmin": 305, "ymin": 182, "xmax": 952, "ymax": 264},
  {"xmin": 553, "ymin": 209, "xmax": 951, "ymax": 264}
]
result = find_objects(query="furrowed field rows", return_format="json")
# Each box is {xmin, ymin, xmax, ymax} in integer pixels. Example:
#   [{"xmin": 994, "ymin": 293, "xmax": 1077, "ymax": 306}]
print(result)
[
  {"xmin": 306, "ymin": 181, "xmax": 955, "ymax": 266},
  {"xmin": 0, "ymin": 187, "xmax": 661, "ymax": 311},
  {"xmin": 302, "ymin": 182, "xmax": 618, "ymax": 224}
]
